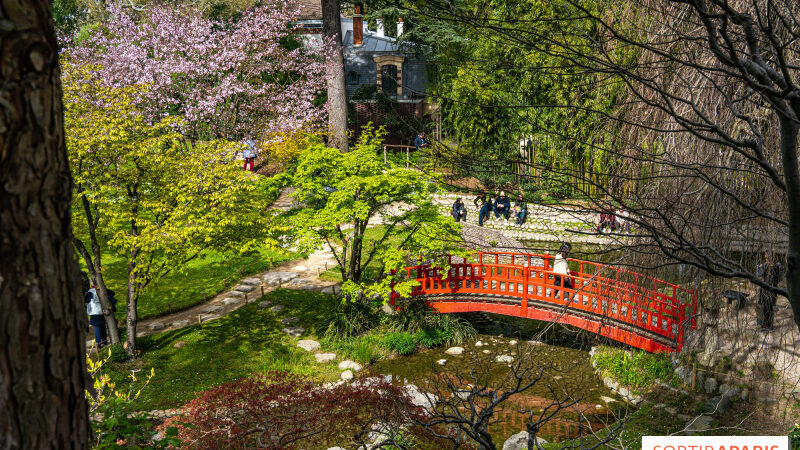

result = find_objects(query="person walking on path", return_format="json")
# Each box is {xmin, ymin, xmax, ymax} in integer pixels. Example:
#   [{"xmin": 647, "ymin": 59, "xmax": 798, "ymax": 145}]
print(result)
[
  {"xmin": 85, "ymin": 286, "xmax": 107, "ymax": 348},
  {"xmin": 756, "ymin": 251, "xmax": 784, "ymax": 331},
  {"xmin": 452, "ymin": 197, "xmax": 467, "ymax": 222},
  {"xmin": 552, "ymin": 242, "xmax": 573, "ymax": 300},
  {"xmin": 414, "ymin": 132, "xmax": 428, "ymax": 152},
  {"xmin": 242, "ymin": 139, "xmax": 258, "ymax": 172},
  {"xmin": 474, "ymin": 192, "xmax": 493, "ymax": 226},
  {"xmin": 493, "ymin": 191, "xmax": 511, "ymax": 221}
]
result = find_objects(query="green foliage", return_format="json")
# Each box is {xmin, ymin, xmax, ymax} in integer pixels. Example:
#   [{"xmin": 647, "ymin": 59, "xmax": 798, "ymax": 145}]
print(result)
[
  {"xmin": 384, "ymin": 332, "xmax": 418, "ymax": 355},
  {"xmin": 590, "ymin": 346, "xmax": 675, "ymax": 393},
  {"xmin": 390, "ymin": 298, "xmax": 476, "ymax": 345},
  {"xmin": 414, "ymin": 327, "xmax": 453, "ymax": 348},
  {"xmin": 789, "ymin": 424, "xmax": 800, "ymax": 449},
  {"xmin": 324, "ymin": 300, "xmax": 382, "ymax": 338},
  {"xmin": 108, "ymin": 343, "xmax": 129, "ymax": 363}
]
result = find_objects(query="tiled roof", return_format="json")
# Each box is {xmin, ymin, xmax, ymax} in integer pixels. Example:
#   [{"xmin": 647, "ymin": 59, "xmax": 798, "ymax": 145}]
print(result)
[
  {"xmin": 343, "ymin": 30, "xmax": 401, "ymax": 53},
  {"xmin": 290, "ymin": 0, "xmax": 321, "ymax": 20}
]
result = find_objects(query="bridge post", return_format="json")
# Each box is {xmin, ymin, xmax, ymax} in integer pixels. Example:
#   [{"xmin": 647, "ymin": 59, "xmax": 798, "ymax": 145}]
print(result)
[{"xmin": 522, "ymin": 264, "xmax": 529, "ymax": 315}]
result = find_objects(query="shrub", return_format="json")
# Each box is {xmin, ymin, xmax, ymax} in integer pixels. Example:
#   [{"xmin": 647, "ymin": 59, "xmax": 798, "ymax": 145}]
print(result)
[
  {"xmin": 167, "ymin": 371, "xmax": 419, "ymax": 449},
  {"xmin": 590, "ymin": 346, "xmax": 674, "ymax": 393},
  {"xmin": 107, "ymin": 342, "xmax": 129, "ymax": 363},
  {"xmin": 325, "ymin": 300, "xmax": 381, "ymax": 338},
  {"xmin": 389, "ymin": 299, "xmax": 476, "ymax": 346},
  {"xmin": 385, "ymin": 332, "xmax": 418, "ymax": 355},
  {"xmin": 414, "ymin": 327, "xmax": 453, "ymax": 349}
]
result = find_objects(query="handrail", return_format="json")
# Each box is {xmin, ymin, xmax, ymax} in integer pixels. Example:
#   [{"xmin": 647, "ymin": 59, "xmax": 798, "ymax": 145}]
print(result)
[{"xmin": 392, "ymin": 251, "xmax": 698, "ymax": 352}]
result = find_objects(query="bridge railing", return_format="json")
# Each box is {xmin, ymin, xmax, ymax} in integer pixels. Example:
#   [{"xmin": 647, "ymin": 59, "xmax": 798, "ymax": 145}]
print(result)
[{"xmin": 393, "ymin": 252, "xmax": 698, "ymax": 351}]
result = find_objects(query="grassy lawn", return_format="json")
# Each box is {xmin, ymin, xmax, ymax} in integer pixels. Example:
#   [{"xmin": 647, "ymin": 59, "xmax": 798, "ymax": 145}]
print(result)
[
  {"xmin": 86, "ymin": 246, "xmax": 297, "ymax": 321},
  {"xmin": 105, "ymin": 289, "xmax": 390, "ymax": 411}
]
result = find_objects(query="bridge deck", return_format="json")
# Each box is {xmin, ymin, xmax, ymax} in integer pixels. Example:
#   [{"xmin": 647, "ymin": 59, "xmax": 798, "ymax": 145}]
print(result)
[{"xmin": 391, "ymin": 252, "xmax": 697, "ymax": 353}]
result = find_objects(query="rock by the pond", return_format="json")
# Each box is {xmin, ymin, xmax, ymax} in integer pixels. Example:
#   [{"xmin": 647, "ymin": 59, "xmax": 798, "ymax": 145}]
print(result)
[
  {"xmin": 445, "ymin": 346, "xmax": 464, "ymax": 355},
  {"xmin": 338, "ymin": 360, "xmax": 363, "ymax": 372},
  {"xmin": 270, "ymin": 305, "xmax": 286, "ymax": 313},
  {"xmin": 297, "ymin": 339, "xmax": 320, "ymax": 351},
  {"xmin": 240, "ymin": 277, "xmax": 261, "ymax": 286},
  {"xmin": 263, "ymin": 271, "xmax": 299, "ymax": 286},
  {"xmin": 553, "ymin": 375, "xmax": 563, "ymax": 381},
  {"xmin": 315, "ymin": 353, "xmax": 337, "ymax": 363},
  {"xmin": 221, "ymin": 297, "xmax": 242, "ymax": 306},
  {"xmin": 258, "ymin": 300, "xmax": 273, "ymax": 308},
  {"xmin": 199, "ymin": 313, "xmax": 221, "ymax": 323},
  {"xmin": 170, "ymin": 319, "xmax": 190, "ymax": 328},
  {"xmin": 496, "ymin": 355, "xmax": 514, "ymax": 364},
  {"xmin": 283, "ymin": 327, "xmax": 304, "ymax": 337},
  {"xmin": 600, "ymin": 396, "xmax": 616, "ymax": 404},
  {"xmin": 294, "ymin": 265, "xmax": 308, "ymax": 272},
  {"xmin": 147, "ymin": 322, "xmax": 165, "ymax": 331},
  {"xmin": 281, "ymin": 317, "xmax": 300, "ymax": 325},
  {"xmin": 685, "ymin": 415, "xmax": 714, "ymax": 435},
  {"xmin": 202, "ymin": 304, "xmax": 224, "ymax": 314},
  {"xmin": 341, "ymin": 370, "xmax": 354, "ymax": 381},
  {"xmin": 475, "ymin": 341, "xmax": 483, "ymax": 347},
  {"xmin": 436, "ymin": 359, "xmax": 447, "ymax": 365},
  {"xmin": 603, "ymin": 376, "xmax": 619, "ymax": 391},
  {"xmin": 482, "ymin": 350, "xmax": 491, "ymax": 354},
  {"xmin": 234, "ymin": 284, "xmax": 255, "ymax": 293},
  {"xmin": 704, "ymin": 377, "xmax": 718, "ymax": 394},
  {"xmin": 509, "ymin": 340, "xmax": 517, "ymax": 346},
  {"xmin": 405, "ymin": 384, "xmax": 438, "ymax": 410},
  {"xmin": 502, "ymin": 431, "xmax": 548, "ymax": 450},
  {"xmin": 173, "ymin": 340, "xmax": 187, "ymax": 348},
  {"xmin": 618, "ymin": 387, "xmax": 630, "ymax": 398}
]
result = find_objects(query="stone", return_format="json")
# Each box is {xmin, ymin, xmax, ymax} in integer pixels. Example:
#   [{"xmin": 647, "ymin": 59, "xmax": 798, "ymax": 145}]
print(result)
[
  {"xmin": 170, "ymin": 319, "xmax": 190, "ymax": 328},
  {"xmin": 234, "ymin": 284, "xmax": 255, "ymax": 293},
  {"xmin": 553, "ymin": 375, "xmax": 563, "ymax": 381},
  {"xmin": 315, "ymin": 353, "xmax": 337, "ymax": 363},
  {"xmin": 603, "ymin": 377, "xmax": 619, "ymax": 391},
  {"xmin": 674, "ymin": 366, "xmax": 692, "ymax": 385},
  {"xmin": 281, "ymin": 317, "xmax": 300, "ymax": 325},
  {"xmin": 496, "ymin": 355, "xmax": 514, "ymax": 364},
  {"xmin": 509, "ymin": 340, "xmax": 517, "ymax": 346},
  {"xmin": 173, "ymin": 340, "xmax": 187, "ymax": 348},
  {"xmin": 227, "ymin": 291, "xmax": 245, "ymax": 298},
  {"xmin": 300, "ymin": 284, "xmax": 319, "ymax": 291},
  {"xmin": 270, "ymin": 305, "xmax": 286, "ymax": 313},
  {"xmin": 445, "ymin": 346, "xmax": 464, "ymax": 355},
  {"xmin": 199, "ymin": 313, "xmax": 221, "ymax": 323},
  {"xmin": 263, "ymin": 271, "xmax": 299, "ymax": 286},
  {"xmin": 380, "ymin": 303, "xmax": 396, "ymax": 315},
  {"xmin": 685, "ymin": 416, "xmax": 715, "ymax": 435},
  {"xmin": 704, "ymin": 377, "xmax": 718, "ymax": 394},
  {"xmin": 719, "ymin": 383, "xmax": 738, "ymax": 398},
  {"xmin": 221, "ymin": 297, "xmax": 242, "ymax": 306},
  {"xmin": 502, "ymin": 431, "xmax": 548, "ymax": 450},
  {"xmin": 282, "ymin": 327, "xmax": 304, "ymax": 337},
  {"xmin": 436, "ymin": 359, "xmax": 447, "ymax": 366},
  {"xmin": 327, "ymin": 447, "xmax": 346, "ymax": 450},
  {"xmin": 618, "ymin": 387, "xmax": 630, "ymax": 398},
  {"xmin": 202, "ymin": 305, "xmax": 224, "ymax": 314},
  {"xmin": 483, "ymin": 350, "xmax": 491, "ymax": 354},
  {"xmin": 294, "ymin": 265, "xmax": 308, "ymax": 272},
  {"xmin": 296, "ymin": 339, "xmax": 320, "ymax": 352},
  {"xmin": 147, "ymin": 322, "xmax": 165, "ymax": 331},
  {"xmin": 289, "ymin": 278, "xmax": 310, "ymax": 287},
  {"xmin": 600, "ymin": 396, "xmax": 616, "ymax": 404},
  {"xmin": 341, "ymin": 370, "xmax": 354, "ymax": 381},
  {"xmin": 740, "ymin": 389, "xmax": 750, "ymax": 401},
  {"xmin": 405, "ymin": 384, "xmax": 438, "ymax": 411},
  {"xmin": 322, "ymin": 285, "xmax": 341, "ymax": 295},
  {"xmin": 704, "ymin": 395, "xmax": 732, "ymax": 415},
  {"xmin": 338, "ymin": 360, "xmax": 363, "ymax": 372},
  {"xmin": 258, "ymin": 300, "xmax": 273, "ymax": 308},
  {"xmin": 475, "ymin": 341, "xmax": 483, "ymax": 347},
  {"xmin": 240, "ymin": 277, "xmax": 261, "ymax": 286}
]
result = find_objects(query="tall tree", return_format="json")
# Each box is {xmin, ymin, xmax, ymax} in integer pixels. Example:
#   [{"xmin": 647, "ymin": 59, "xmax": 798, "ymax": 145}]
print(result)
[
  {"xmin": 0, "ymin": 0, "xmax": 89, "ymax": 447},
  {"xmin": 322, "ymin": 0, "xmax": 349, "ymax": 151}
]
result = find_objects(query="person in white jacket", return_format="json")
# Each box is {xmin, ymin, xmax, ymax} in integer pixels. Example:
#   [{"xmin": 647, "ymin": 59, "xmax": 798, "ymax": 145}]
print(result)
[
  {"xmin": 84, "ymin": 287, "xmax": 107, "ymax": 347},
  {"xmin": 552, "ymin": 242, "xmax": 573, "ymax": 300}
]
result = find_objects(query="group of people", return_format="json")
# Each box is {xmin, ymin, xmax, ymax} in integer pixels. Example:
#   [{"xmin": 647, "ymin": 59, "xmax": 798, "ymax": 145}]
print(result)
[
  {"xmin": 596, "ymin": 208, "xmax": 631, "ymax": 234},
  {"xmin": 451, "ymin": 191, "xmax": 528, "ymax": 226}
]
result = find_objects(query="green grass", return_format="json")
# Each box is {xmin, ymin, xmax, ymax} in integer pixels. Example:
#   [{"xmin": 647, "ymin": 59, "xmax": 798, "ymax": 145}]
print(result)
[
  {"xmin": 104, "ymin": 289, "xmax": 345, "ymax": 411},
  {"xmin": 591, "ymin": 345, "xmax": 676, "ymax": 394},
  {"xmin": 87, "ymin": 246, "xmax": 296, "ymax": 320}
]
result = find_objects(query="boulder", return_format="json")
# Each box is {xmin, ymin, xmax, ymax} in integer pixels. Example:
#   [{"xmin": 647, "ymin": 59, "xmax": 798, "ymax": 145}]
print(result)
[
  {"xmin": 258, "ymin": 300, "xmax": 273, "ymax": 308},
  {"xmin": 405, "ymin": 384, "xmax": 438, "ymax": 410},
  {"xmin": 227, "ymin": 291, "xmax": 245, "ymax": 299},
  {"xmin": 199, "ymin": 313, "xmax": 221, "ymax": 323},
  {"xmin": 270, "ymin": 305, "xmax": 286, "ymax": 313},
  {"xmin": 240, "ymin": 277, "xmax": 261, "ymax": 286},
  {"xmin": 445, "ymin": 346, "xmax": 464, "ymax": 355},
  {"xmin": 288, "ymin": 278, "xmax": 309, "ymax": 287},
  {"xmin": 685, "ymin": 415, "xmax": 715, "ymax": 435},
  {"xmin": 338, "ymin": 360, "xmax": 363, "ymax": 372},
  {"xmin": 600, "ymin": 396, "xmax": 616, "ymax": 404},
  {"xmin": 740, "ymin": 389, "xmax": 750, "ymax": 401},
  {"xmin": 202, "ymin": 305, "xmax": 224, "ymax": 314},
  {"xmin": 147, "ymin": 322, "xmax": 165, "ymax": 331},
  {"xmin": 221, "ymin": 297, "xmax": 241, "ymax": 306},
  {"xmin": 263, "ymin": 271, "xmax": 299, "ymax": 286},
  {"xmin": 618, "ymin": 387, "xmax": 630, "ymax": 398},
  {"xmin": 282, "ymin": 327, "xmax": 304, "ymax": 337},
  {"xmin": 475, "ymin": 341, "xmax": 483, "ymax": 347},
  {"xmin": 704, "ymin": 377, "xmax": 718, "ymax": 394},
  {"xmin": 341, "ymin": 370, "xmax": 354, "ymax": 381},
  {"xmin": 321, "ymin": 285, "xmax": 341, "ymax": 295},
  {"xmin": 502, "ymin": 431, "xmax": 548, "ymax": 450},
  {"xmin": 719, "ymin": 383, "xmax": 739, "ymax": 398},
  {"xmin": 315, "ymin": 353, "xmax": 337, "ymax": 363},
  {"xmin": 281, "ymin": 317, "xmax": 300, "ymax": 325},
  {"xmin": 234, "ymin": 284, "xmax": 255, "ymax": 293},
  {"xmin": 483, "ymin": 350, "xmax": 491, "ymax": 354},
  {"xmin": 170, "ymin": 319, "xmax": 190, "ymax": 328},
  {"xmin": 296, "ymin": 339, "xmax": 320, "ymax": 352},
  {"xmin": 300, "ymin": 284, "xmax": 319, "ymax": 291},
  {"xmin": 704, "ymin": 395, "xmax": 732, "ymax": 415},
  {"xmin": 172, "ymin": 340, "xmax": 187, "ymax": 348},
  {"xmin": 496, "ymin": 355, "xmax": 514, "ymax": 364}
]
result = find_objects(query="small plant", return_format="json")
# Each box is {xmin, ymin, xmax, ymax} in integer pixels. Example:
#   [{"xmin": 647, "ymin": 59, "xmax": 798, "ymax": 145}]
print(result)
[
  {"xmin": 385, "ymin": 332, "xmax": 418, "ymax": 355},
  {"xmin": 414, "ymin": 327, "xmax": 453, "ymax": 349},
  {"xmin": 590, "ymin": 346, "xmax": 674, "ymax": 393},
  {"xmin": 789, "ymin": 424, "xmax": 800, "ymax": 449},
  {"xmin": 107, "ymin": 342, "xmax": 129, "ymax": 363}
]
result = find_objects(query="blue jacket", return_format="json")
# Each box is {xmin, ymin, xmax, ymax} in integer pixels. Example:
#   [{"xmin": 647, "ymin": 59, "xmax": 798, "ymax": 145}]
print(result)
[
  {"xmin": 414, "ymin": 135, "xmax": 427, "ymax": 149},
  {"xmin": 495, "ymin": 196, "xmax": 511, "ymax": 210}
]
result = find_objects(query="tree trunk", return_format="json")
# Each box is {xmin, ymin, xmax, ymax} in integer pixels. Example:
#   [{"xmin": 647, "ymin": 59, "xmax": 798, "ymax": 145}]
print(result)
[
  {"xmin": 322, "ymin": 0, "xmax": 349, "ymax": 151},
  {"xmin": 0, "ymin": 0, "xmax": 90, "ymax": 447},
  {"xmin": 75, "ymin": 194, "xmax": 120, "ymax": 343},
  {"xmin": 779, "ymin": 117, "xmax": 800, "ymax": 331},
  {"xmin": 125, "ymin": 254, "xmax": 139, "ymax": 357}
]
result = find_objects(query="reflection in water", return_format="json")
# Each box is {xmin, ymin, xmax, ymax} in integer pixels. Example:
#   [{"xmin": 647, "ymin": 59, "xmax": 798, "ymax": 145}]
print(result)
[{"xmin": 368, "ymin": 334, "xmax": 627, "ymax": 443}]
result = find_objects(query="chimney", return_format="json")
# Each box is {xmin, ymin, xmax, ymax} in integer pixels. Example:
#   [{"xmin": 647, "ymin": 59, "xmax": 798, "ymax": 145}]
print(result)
[
  {"xmin": 353, "ymin": 3, "xmax": 363, "ymax": 47},
  {"xmin": 397, "ymin": 18, "xmax": 403, "ymax": 37},
  {"xmin": 376, "ymin": 18, "xmax": 384, "ymax": 37}
]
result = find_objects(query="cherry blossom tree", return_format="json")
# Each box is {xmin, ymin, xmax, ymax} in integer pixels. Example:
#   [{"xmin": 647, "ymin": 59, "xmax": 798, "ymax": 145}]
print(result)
[{"xmin": 69, "ymin": 2, "xmax": 328, "ymax": 140}]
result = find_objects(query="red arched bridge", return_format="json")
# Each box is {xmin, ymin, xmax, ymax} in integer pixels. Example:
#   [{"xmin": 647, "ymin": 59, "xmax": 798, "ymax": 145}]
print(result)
[{"xmin": 390, "ymin": 252, "xmax": 697, "ymax": 353}]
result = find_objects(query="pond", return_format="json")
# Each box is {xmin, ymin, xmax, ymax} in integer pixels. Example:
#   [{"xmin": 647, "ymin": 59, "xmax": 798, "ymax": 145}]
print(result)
[{"xmin": 367, "ymin": 321, "xmax": 629, "ymax": 446}]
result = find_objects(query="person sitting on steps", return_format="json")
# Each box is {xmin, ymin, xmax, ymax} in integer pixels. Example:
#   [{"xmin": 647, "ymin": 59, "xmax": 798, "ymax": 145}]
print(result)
[
  {"xmin": 474, "ymin": 192, "xmax": 493, "ymax": 226},
  {"xmin": 452, "ymin": 197, "xmax": 467, "ymax": 222},
  {"xmin": 494, "ymin": 191, "xmax": 511, "ymax": 221},
  {"xmin": 513, "ymin": 196, "xmax": 527, "ymax": 225}
]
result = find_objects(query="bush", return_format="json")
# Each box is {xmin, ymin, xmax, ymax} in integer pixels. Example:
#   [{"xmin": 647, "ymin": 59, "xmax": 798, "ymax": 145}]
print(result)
[
  {"xmin": 107, "ymin": 343, "xmax": 129, "ymax": 363},
  {"xmin": 390, "ymin": 299, "xmax": 476, "ymax": 346},
  {"xmin": 414, "ymin": 327, "xmax": 453, "ymax": 349},
  {"xmin": 384, "ymin": 332, "xmax": 418, "ymax": 355},
  {"xmin": 167, "ymin": 371, "xmax": 419, "ymax": 449},
  {"xmin": 325, "ymin": 300, "xmax": 381, "ymax": 338}
]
